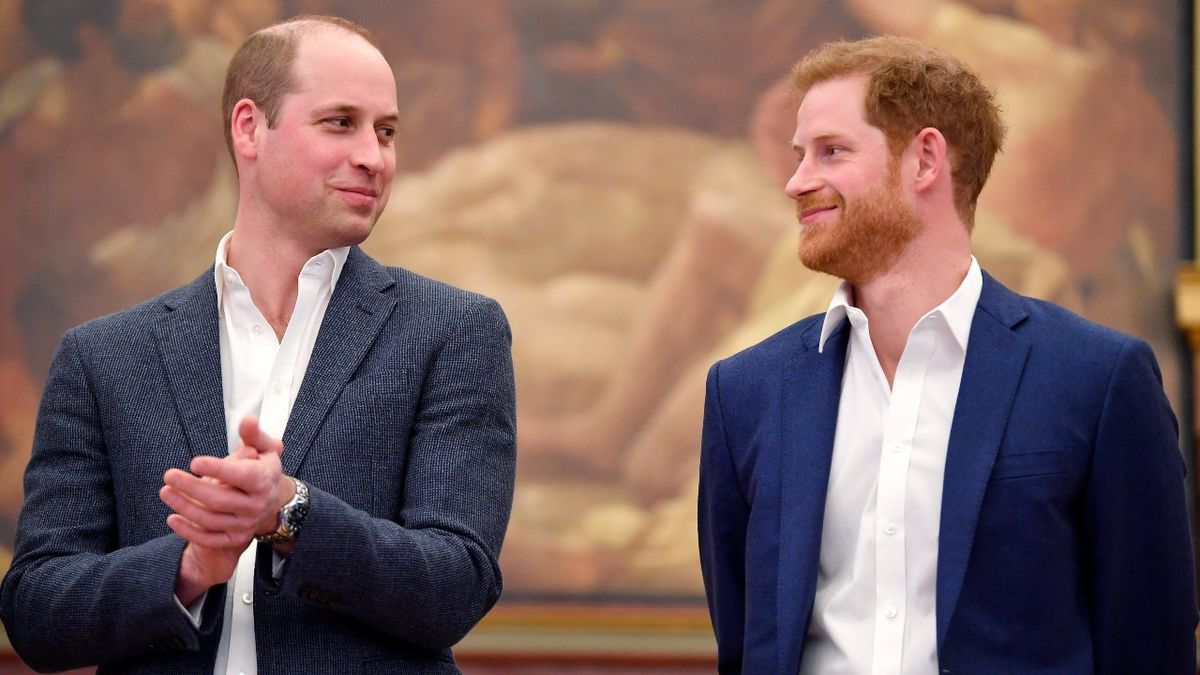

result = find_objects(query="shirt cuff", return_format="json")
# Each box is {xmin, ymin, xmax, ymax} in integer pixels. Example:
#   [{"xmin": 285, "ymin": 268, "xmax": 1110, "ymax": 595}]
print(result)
[
  {"xmin": 271, "ymin": 549, "xmax": 288, "ymax": 578},
  {"xmin": 174, "ymin": 591, "xmax": 205, "ymax": 628}
]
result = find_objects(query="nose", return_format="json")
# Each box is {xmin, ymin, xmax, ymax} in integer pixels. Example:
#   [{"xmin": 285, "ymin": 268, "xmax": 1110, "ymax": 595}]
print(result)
[
  {"xmin": 784, "ymin": 156, "xmax": 821, "ymax": 201},
  {"xmin": 351, "ymin": 130, "xmax": 389, "ymax": 175}
]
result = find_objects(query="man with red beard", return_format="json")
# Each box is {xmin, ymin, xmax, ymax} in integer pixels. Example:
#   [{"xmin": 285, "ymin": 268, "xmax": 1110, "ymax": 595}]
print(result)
[{"xmin": 698, "ymin": 36, "xmax": 1196, "ymax": 674}]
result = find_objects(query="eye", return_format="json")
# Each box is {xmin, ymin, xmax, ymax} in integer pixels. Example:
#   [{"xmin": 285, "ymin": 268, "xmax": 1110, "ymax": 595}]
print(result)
[
  {"xmin": 376, "ymin": 126, "xmax": 396, "ymax": 143},
  {"xmin": 825, "ymin": 145, "xmax": 845, "ymax": 157},
  {"xmin": 324, "ymin": 117, "xmax": 352, "ymax": 130}
]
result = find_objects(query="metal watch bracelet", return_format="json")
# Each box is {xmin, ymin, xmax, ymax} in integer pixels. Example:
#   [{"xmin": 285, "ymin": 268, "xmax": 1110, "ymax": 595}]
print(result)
[{"xmin": 256, "ymin": 477, "xmax": 309, "ymax": 545}]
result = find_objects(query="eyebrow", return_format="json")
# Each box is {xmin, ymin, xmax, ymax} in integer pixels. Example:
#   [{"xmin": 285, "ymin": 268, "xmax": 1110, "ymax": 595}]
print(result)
[
  {"xmin": 318, "ymin": 103, "xmax": 401, "ymax": 125},
  {"xmin": 792, "ymin": 132, "xmax": 844, "ymax": 150}
]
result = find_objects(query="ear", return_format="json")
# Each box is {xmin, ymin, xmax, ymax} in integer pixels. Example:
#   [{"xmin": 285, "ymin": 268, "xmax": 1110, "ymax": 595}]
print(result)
[
  {"xmin": 230, "ymin": 99, "xmax": 262, "ymax": 162},
  {"xmin": 910, "ymin": 127, "xmax": 948, "ymax": 195}
]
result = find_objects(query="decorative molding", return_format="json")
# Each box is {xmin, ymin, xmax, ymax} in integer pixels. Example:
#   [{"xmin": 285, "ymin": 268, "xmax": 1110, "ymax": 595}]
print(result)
[{"xmin": 1177, "ymin": 266, "xmax": 1200, "ymax": 352}]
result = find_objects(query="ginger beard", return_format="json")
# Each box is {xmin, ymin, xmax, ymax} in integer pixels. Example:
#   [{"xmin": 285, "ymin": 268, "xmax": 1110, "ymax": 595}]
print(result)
[{"xmin": 796, "ymin": 163, "xmax": 918, "ymax": 285}]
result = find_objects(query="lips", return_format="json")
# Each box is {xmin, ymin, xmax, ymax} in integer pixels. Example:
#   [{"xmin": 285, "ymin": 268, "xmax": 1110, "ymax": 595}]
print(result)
[
  {"xmin": 796, "ymin": 201, "xmax": 839, "ymax": 225},
  {"xmin": 335, "ymin": 186, "xmax": 379, "ymax": 198}
]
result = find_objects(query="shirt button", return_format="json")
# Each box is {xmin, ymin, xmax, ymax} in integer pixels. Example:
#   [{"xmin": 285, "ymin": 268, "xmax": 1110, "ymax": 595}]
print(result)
[
  {"xmin": 251, "ymin": 324, "xmax": 263, "ymax": 335},
  {"xmin": 241, "ymin": 592, "xmax": 253, "ymax": 605},
  {"xmin": 883, "ymin": 523, "xmax": 898, "ymax": 535},
  {"xmin": 272, "ymin": 382, "xmax": 285, "ymax": 395},
  {"xmin": 891, "ymin": 442, "xmax": 904, "ymax": 454},
  {"xmin": 225, "ymin": 273, "xmax": 236, "ymax": 284},
  {"xmin": 884, "ymin": 605, "xmax": 898, "ymax": 619}
]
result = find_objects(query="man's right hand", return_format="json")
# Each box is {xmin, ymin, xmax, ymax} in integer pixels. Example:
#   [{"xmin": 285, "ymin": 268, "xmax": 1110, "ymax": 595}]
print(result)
[
  {"xmin": 162, "ymin": 467, "xmax": 255, "ymax": 605},
  {"xmin": 173, "ymin": 538, "xmax": 244, "ymax": 606},
  {"xmin": 159, "ymin": 416, "xmax": 288, "ymax": 604}
]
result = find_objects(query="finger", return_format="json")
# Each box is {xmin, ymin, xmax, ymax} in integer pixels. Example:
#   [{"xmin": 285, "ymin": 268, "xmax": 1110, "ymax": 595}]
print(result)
[
  {"xmin": 189, "ymin": 454, "xmax": 280, "ymax": 495},
  {"xmin": 166, "ymin": 513, "xmax": 251, "ymax": 550},
  {"xmin": 160, "ymin": 485, "xmax": 257, "ymax": 534},
  {"xmin": 230, "ymin": 441, "xmax": 259, "ymax": 460},
  {"xmin": 166, "ymin": 469, "xmax": 260, "ymax": 515},
  {"xmin": 239, "ymin": 416, "xmax": 284, "ymax": 456}
]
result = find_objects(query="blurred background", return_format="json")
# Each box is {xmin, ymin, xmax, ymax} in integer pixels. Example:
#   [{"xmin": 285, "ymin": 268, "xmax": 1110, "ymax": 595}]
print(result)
[{"xmin": 0, "ymin": 0, "xmax": 1187, "ymax": 671}]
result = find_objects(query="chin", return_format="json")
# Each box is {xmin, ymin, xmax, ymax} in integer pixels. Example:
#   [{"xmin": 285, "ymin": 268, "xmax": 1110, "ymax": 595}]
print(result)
[{"xmin": 331, "ymin": 216, "xmax": 377, "ymax": 248}]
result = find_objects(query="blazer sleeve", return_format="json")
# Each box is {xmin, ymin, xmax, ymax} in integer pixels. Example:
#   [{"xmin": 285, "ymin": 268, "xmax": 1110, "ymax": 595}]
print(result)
[
  {"xmin": 1082, "ymin": 337, "xmax": 1197, "ymax": 673},
  {"xmin": 0, "ymin": 330, "xmax": 223, "ymax": 673},
  {"xmin": 272, "ymin": 295, "xmax": 516, "ymax": 650},
  {"xmin": 698, "ymin": 361, "xmax": 749, "ymax": 674}
]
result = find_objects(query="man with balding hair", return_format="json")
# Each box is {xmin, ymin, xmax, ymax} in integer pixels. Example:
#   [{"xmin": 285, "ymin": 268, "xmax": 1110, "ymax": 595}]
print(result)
[{"xmin": 1, "ymin": 15, "xmax": 516, "ymax": 674}]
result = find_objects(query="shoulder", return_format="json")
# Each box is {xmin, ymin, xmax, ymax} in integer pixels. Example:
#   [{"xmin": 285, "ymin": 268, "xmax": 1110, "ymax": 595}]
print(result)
[
  {"xmin": 710, "ymin": 312, "xmax": 826, "ymax": 384},
  {"xmin": 66, "ymin": 274, "xmax": 210, "ymax": 347},
  {"xmin": 978, "ymin": 272, "xmax": 1162, "ymax": 399},
  {"xmin": 388, "ymin": 265, "xmax": 502, "ymax": 315},
  {"xmin": 981, "ymin": 272, "xmax": 1142, "ymax": 364},
  {"xmin": 353, "ymin": 251, "xmax": 509, "ymax": 339}
]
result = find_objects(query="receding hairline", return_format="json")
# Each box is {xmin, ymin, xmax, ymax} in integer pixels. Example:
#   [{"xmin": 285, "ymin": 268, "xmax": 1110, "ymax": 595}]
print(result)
[{"xmin": 254, "ymin": 15, "xmax": 379, "ymax": 50}]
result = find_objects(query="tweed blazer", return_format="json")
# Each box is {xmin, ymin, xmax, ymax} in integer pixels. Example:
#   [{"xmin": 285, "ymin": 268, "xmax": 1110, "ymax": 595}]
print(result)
[{"xmin": 1, "ymin": 247, "xmax": 517, "ymax": 674}]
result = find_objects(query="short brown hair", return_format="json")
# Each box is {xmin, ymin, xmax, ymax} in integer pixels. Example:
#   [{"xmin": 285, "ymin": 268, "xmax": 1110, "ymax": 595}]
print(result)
[
  {"xmin": 220, "ymin": 15, "xmax": 379, "ymax": 165},
  {"xmin": 791, "ymin": 36, "xmax": 1005, "ymax": 226}
]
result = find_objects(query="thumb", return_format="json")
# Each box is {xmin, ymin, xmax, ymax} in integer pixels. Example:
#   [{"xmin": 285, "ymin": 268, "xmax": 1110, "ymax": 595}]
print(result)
[{"xmin": 239, "ymin": 415, "xmax": 283, "ymax": 456}]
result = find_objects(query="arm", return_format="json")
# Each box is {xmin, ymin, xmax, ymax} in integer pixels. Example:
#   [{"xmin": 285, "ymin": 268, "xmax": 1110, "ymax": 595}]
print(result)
[
  {"xmin": 1083, "ymin": 338, "xmax": 1197, "ymax": 673},
  {"xmin": 698, "ymin": 362, "xmax": 749, "ymax": 674},
  {"xmin": 276, "ymin": 296, "xmax": 516, "ymax": 649},
  {"xmin": 0, "ymin": 330, "xmax": 222, "ymax": 673}
]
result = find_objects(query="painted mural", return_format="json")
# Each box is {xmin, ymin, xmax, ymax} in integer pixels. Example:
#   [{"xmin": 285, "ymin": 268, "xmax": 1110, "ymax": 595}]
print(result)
[{"xmin": 0, "ymin": 0, "xmax": 1183, "ymax": 613}]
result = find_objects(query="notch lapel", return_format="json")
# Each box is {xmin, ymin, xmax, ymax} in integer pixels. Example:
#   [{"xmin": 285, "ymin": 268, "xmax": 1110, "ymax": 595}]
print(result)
[
  {"xmin": 280, "ymin": 248, "xmax": 398, "ymax": 476},
  {"xmin": 153, "ymin": 271, "xmax": 228, "ymax": 460},
  {"xmin": 777, "ymin": 319, "xmax": 848, "ymax": 673},
  {"xmin": 936, "ymin": 273, "xmax": 1030, "ymax": 648}
]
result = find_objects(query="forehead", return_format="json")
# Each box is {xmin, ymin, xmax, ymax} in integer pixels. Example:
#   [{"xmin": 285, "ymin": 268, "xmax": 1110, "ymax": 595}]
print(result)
[
  {"xmin": 286, "ymin": 28, "xmax": 397, "ymax": 113},
  {"xmin": 793, "ymin": 75, "xmax": 873, "ymax": 141}
]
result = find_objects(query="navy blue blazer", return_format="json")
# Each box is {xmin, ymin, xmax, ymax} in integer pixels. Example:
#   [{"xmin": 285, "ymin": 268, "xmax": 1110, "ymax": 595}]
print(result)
[
  {"xmin": 699, "ymin": 271, "xmax": 1196, "ymax": 673},
  {"xmin": 1, "ymin": 247, "xmax": 517, "ymax": 674}
]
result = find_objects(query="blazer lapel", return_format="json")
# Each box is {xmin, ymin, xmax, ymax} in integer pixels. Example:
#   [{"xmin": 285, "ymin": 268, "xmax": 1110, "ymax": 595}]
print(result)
[
  {"xmin": 777, "ymin": 318, "xmax": 848, "ymax": 673},
  {"xmin": 936, "ymin": 273, "xmax": 1031, "ymax": 648},
  {"xmin": 153, "ymin": 271, "xmax": 228, "ymax": 460},
  {"xmin": 280, "ymin": 247, "xmax": 398, "ymax": 476}
]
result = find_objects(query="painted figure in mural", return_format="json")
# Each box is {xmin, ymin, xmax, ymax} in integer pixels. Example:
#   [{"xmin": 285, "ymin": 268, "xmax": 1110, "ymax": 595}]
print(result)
[
  {"xmin": 698, "ymin": 36, "xmax": 1195, "ymax": 673},
  {"xmin": 0, "ymin": 15, "xmax": 516, "ymax": 674},
  {"xmin": 0, "ymin": 0, "xmax": 230, "ymax": 539}
]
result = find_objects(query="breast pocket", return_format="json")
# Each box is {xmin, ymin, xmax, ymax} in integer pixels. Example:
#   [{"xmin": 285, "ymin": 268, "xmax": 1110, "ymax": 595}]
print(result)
[
  {"xmin": 989, "ymin": 448, "xmax": 1076, "ymax": 481},
  {"xmin": 301, "ymin": 370, "xmax": 415, "ymax": 515},
  {"xmin": 340, "ymin": 370, "xmax": 417, "ymax": 516}
]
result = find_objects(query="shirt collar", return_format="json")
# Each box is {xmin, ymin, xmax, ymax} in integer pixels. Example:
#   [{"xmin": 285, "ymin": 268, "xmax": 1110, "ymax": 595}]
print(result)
[
  {"xmin": 936, "ymin": 256, "xmax": 983, "ymax": 352},
  {"xmin": 214, "ymin": 231, "xmax": 350, "ymax": 309},
  {"xmin": 817, "ymin": 256, "xmax": 983, "ymax": 353}
]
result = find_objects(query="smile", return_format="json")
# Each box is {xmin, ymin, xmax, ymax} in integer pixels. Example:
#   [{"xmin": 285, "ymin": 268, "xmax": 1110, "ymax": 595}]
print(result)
[
  {"xmin": 334, "ymin": 186, "xmax": 379, "ymax": 207},
  {"xmin": 799, "ymin": 205, "xmax": 837, "ymax": 225}
]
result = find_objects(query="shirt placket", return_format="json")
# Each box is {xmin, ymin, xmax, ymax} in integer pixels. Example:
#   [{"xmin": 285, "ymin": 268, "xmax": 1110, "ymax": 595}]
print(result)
[
  {"xmin": 871, "ymin": 322, "xmax": 936, "ymax": 674},
  {"xmin": 225, "ymin": 283, "xmax": 281, "ymax": 675}
]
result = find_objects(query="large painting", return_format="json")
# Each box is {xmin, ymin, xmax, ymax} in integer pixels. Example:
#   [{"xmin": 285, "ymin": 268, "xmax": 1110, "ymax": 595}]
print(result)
[{"xmin": 0, "ymin": 0, "xmax": 1185, "ymax": 656}]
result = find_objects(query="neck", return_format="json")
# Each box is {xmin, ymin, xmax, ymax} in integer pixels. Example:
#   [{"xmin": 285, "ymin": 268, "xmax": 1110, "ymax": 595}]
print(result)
[
  {"xmin": 226, "ymin": 220, "xmax": 324, "ymax": 339},
  {"xmin": 852, "ymin": 228, "xmax": 972, "ymax": 385}
]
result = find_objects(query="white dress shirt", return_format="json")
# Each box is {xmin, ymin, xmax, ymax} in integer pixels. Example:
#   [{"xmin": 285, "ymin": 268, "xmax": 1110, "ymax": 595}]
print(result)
[
  {"xmin": 799, "ymin": 258, "xmax": 982, "ymax": 675},
  {"xmin": 201, "ymin": 231, "xmax": 348, "ymax": 675}
]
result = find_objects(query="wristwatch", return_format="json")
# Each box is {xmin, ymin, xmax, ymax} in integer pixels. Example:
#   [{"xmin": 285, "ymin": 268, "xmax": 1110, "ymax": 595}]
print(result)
[{"xmin": 256, "ymin": 477, "xmax": 309, "ymax": 545}]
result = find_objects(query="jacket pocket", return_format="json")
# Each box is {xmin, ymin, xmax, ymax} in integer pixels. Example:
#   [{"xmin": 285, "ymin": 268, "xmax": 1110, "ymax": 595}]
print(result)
[{"xmin": 989, "ymin": 448, "xmax": 1074, "ymax": 481}]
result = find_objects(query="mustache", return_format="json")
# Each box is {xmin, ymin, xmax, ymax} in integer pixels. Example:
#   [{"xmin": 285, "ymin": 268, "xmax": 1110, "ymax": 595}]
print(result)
[{"xmin": 794, "ymin": 194, "xmax": 844, "ymax": 219}]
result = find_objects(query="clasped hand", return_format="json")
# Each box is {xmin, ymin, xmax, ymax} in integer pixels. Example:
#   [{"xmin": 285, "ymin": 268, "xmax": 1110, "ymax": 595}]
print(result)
[{"xmin": 159, "ymin": 416, "xmax": 295, "ymax": 603}]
